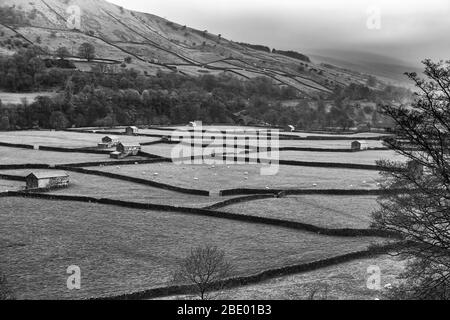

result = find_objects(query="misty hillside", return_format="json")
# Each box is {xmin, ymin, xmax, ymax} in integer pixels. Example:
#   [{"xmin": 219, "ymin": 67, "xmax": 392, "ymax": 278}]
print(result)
[
  {"xmin": 310, "ymin": 50, "xmax": 423, "ymax": 89},
  {"xmin": 0, "ymin": 0, "xmax": 384, "ymax": 98}
]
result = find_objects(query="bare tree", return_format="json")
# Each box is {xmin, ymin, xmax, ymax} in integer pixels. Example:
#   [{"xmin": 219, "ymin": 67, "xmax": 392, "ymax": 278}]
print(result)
[
  {"xmin": 373, "ymin": 60, "xmax": 450, "ymax": 299},
  {"xmin": 172, "ymin": 245, "xmax": 233, "ymax": 300}
]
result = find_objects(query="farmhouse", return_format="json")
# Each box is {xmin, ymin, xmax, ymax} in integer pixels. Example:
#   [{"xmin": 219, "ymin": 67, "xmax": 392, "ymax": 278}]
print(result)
[
  {"xmin": 98, "ymin": 136, "xmax": 119, "ymax": 148},
  {"xmin": 117, "ymin": 142, "xmax": 141, "ymax": 155},
  {"xmin": 285, "ymin": 125, "xmax": 295, "ymax": 132},
  {"xmin": 110, "ymin": 142, "xmax": 141, "ymax": 159},
  {"xmin": 351, "ymin": 141, "xmax": 369, "ymax": 151},
  {"xmin": 26, "ymin": 171, "xmax": 69, "ymax": 190},
  {"xmin": 188, "ymin": 121, "xmax": 202, "ymax": 127},
  {"xmin": 110, "ymin": 151, "xmax": 123, "ymax": 159},
  {"xmin": 125, "ymin": 126, "xmax": 139, "ymax": 135}
]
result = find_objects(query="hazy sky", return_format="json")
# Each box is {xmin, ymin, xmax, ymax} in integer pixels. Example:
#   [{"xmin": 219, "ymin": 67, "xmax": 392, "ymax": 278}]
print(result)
[{"xmin": 108, "ymin": 0, "xmax": 450, "ymax": 65}]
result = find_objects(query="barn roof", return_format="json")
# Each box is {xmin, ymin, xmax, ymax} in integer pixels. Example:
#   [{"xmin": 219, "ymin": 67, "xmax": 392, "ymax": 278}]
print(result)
[
  {"xmin": 26, "ymin": 171, "xmax": 69, "ymax": 180},
  {"xmin": 127, "ymin": 126, "xmax": 138, "ymax": 130}
]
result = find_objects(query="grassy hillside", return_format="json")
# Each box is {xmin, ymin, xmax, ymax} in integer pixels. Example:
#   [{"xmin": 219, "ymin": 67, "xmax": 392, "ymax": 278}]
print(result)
[{"xmin": 0, "ymin": 0, "xmax": 375, "ymax": 97}]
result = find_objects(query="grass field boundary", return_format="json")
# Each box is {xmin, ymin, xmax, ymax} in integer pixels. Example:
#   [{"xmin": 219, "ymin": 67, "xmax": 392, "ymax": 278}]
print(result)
[
  {"xmin": 0, "ymin": 141, "xmax": 34, "ymax": 149},
  {"xmin": 62, "ymin": 158, "xmax": 171, "ymax": 168},
  {"xmin": 156, "ymin": 151, "xmax": 388, "ymax": 171},
  {"xmin": 137, "ymin": 151, "xmax": 167, "ymax": 159},
  {"xmin": 0, "ymin": 174, "xmax": 26, "ymax": 181},
  {"xmin": 63, "ymin": 128, "xmax": 388, "ymax": 141},
  {"xmin": 0, "ymin": 163, "xmax": 212, "ymax": 196},
  {"xmin": 38, "ymin": 146, "xmax": 110, "ymax": 154},
  {"xmin": 278, "ymin": 159, "xmax": 382, "ymax": 171},
  {"xmin": 3, "ymin": 193, "xmax": 400, "ymax": 239},
  {"xmin": 0, "ymin": 163, "xmax": 398, "ymax": 198},
  {"xmin": 139, "ymin": 140, "xmax": 166, "ymax": 146},
  {"xmin": 141, "ymin": 139, "xmax": 389, "ymax": 153},
  {"xmin": 65, "ymin": 129, "xmax": 168, "ymax": 139},
  {"xmin": 220, "ymin": 188, "xmax": 404, "ymax": 197},
  {"xmin": 0, "ymin": 163, "xmax": 209, "ymax": 196},
  {"xmin": 203, "ymin": 194, "xmax": 277, "ymax": 210},
  {"xmin": 0, "ymin": 141, "xmax": 110, "ymax": 154},
  {"xmin": 278, "ymin": 147, "xmax": 389, "ymax": 152},
  {"xmin": 55, "ymin": 166, "xmax": 210, "ymax": 196},
  {"xmin": 0, "ymin": 140, "xmax": 391, "ymax": 170},
  {"xmin": 38, "ymin": 146, "xmax": 165, "ymax": 159},
  {"xmin": 0, "ymin": 164, "xmax": 51, "ymax": 170},
  {"xmin": 92, "ymin": 241, "xmax": 408, "ymax": 300},
  {"xmin": 0, "ymin": 137, "xmax": 173, "ymax": 159}
]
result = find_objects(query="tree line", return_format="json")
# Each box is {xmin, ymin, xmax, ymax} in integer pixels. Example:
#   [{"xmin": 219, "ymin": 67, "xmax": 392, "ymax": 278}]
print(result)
[{"xmin": 0, "ymin": 45, "xmax": 409, "ymax": 131}]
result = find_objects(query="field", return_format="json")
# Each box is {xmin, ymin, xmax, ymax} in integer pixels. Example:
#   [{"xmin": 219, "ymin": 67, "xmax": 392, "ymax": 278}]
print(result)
[
  {"xmin": 90, "ymin": 162, "xmax": 382, "ymax": 191},
  {"xmin": 162, "ymin": 255, "xmax": 407, "ymax": 300},
  {"xmin": 93, "ymin": 126, "xmax": 389, "ymax": 141},
  {"xmin": 220, "ymin": 256, "xmax": 407, "ymax": 300},
  {"xmin": 0, "ymin": 146, "xmax": 112, "ymax": 165},
  {"xmin": 272, "ymin": 150, "xmax": 404, "ymax": 165},
  {"xmin": 222, "ymin": 195, "xmax": 379, "ymax": 229},
  {"xmin": 0, "ymin": 131, "xmax": 157, "ymax": 148},
  {"xmin": 0, "ymin": 197, "xmax": 384, "ymax": 299},
  {"xmin": 0, "ymin": 179, "xmax": 24, "ymax": 192},
  {"xmin": 0, "ymin": 127, "xmax": 407, "ymax": 300},
  {"xmin": 278, "ymin": 139, "xmax": 385, "ymax": 149},
  {"xmin": 0, "ymin": 169, "xmax": 231, "ymax": 208},
  {"xmin": 141, "ymin": 144, "xmax": 248, "ymax": 159}
]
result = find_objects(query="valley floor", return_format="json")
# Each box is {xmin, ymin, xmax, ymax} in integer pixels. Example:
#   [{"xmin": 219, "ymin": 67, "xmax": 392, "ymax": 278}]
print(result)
[{"xmin": 0, "ymin": 127, "xmax": 406, "ymax": 300}]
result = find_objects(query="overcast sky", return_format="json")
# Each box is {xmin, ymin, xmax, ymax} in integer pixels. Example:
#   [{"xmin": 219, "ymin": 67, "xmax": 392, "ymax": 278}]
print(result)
[{"xmin": 108, "ymin": 0, "xmax": 450, "ymax": 65}]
